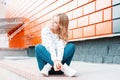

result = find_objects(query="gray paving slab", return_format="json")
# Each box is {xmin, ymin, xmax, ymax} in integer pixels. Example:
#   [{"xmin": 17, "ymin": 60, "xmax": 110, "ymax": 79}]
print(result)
[{"xmin": 0, "ymin": 67, "xmax": 28, "ymax": 80}]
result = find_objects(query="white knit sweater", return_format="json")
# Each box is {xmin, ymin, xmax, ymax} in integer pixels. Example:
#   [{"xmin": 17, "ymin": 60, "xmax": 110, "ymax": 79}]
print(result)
[{"xmin": 41, "ymin": 26, "xmax": 66, "ymax": 61}]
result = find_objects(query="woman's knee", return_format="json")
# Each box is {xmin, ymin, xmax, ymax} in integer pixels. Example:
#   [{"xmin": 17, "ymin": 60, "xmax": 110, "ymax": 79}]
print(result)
[
  {"xmin": 67, "ymin": 43, "xmax": 75, "ymax": 50},
  {"xmin": 35, "ymin": 44, "xmax": 44, "ymax": 52}
]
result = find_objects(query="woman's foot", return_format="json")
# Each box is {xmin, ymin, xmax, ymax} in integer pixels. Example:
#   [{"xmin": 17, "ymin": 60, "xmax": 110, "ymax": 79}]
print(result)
[
  {"xmin": 40, "ymin": 63, "xmax": 52, "ymax": 76},
  {"xmin": 61, "ymin": 63, "xmax": 77, "ymax": 77}
]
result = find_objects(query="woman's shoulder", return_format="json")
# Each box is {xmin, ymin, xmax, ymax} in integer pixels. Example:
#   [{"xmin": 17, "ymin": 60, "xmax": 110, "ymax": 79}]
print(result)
[
  {"xmin": 42, "ymin": 26, "xmax": 51, "ymax": 32},
  {"xmin": 41, "ymin": 26, "xmax": 53, "ymax": 35},
  {"xmin": 42, "ymin": 26, "xmax": 50, "ymax": 30}
]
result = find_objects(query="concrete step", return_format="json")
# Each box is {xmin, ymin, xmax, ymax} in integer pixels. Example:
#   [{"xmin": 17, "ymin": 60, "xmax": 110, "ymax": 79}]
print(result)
[
  {"xmin": 0, "ymin": 48, "xmax": 27, "ymax": 59},
  {"xmin": 0, "ymin": 57, "xmax": 120, "ymax": 80}
]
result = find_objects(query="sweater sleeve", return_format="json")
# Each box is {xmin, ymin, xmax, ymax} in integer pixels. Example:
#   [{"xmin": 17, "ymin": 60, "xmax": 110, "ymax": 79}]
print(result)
[
  {"xmin": 41, "ymin": 27, "xmax": 57, "ymax": 61},
  {"xmin": 56, "ymin": 39, "xmax": 66, "ymax": 61}
]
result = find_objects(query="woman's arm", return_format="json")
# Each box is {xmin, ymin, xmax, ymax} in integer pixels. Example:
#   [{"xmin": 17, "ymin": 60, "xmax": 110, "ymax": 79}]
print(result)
[
  {"xmin": 41, "ymin": 27, "xmax": 57, "ymax": 61},
  {"xmin": 56, "ymin": 39, "xmax": 66, "ymax": 61}
]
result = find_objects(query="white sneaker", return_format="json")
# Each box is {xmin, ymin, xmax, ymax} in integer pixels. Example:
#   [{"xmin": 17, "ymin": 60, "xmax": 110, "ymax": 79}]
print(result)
[
  {"xmin": 61, "ymin": 63, "xmax": 77, "ymax": 77},
  {"xmin": 40, "ymin": 63, "xmax": 52, "ymax": 76}
]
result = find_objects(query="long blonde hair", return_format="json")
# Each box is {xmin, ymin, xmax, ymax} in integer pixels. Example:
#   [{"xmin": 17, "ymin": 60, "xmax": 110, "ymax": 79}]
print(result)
[{"xmin": 53, "ymin": 13, "xmax": 69, "ymax": 41}]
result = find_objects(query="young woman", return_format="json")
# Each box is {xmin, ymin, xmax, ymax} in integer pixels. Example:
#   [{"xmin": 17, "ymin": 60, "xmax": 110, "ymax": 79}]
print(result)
[{"xmin": 35, "ymin": 13, "xmax": 77, "ymax": 77}]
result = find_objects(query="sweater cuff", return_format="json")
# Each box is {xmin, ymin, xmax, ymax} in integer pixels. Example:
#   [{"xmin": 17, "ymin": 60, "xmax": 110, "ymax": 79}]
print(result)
[
  {"xmin": 51, "ymin": 57, "xmax": 62, "ymax": 61},
  {"xmin": 56, "ymin": 57, "xmax": 62, "ymax": 61},
  {"xmin": 51, "ymin": 57, "xmax": 57, "ymax": 61}
]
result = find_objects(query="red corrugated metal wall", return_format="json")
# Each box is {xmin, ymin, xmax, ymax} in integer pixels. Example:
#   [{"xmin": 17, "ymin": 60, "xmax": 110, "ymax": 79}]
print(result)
[{"xmin": 6, "ymin": 0, "xmax": 112, "ymax": 48}]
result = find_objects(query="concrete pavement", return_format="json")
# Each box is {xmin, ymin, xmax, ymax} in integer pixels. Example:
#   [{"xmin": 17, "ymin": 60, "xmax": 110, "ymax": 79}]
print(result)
[
  {"xmin": 0, "ymin": 67, "xmax": 27, "ymax": 80},
  {"xmin": 0, "ymin": 57, "xmax": 120, "ymax": 80}
]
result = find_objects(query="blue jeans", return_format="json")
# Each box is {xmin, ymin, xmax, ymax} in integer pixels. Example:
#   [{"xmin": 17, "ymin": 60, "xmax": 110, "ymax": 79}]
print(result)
[{"xmin": 35, "ymin": 43, "xmax": 75, "ymax": 72}]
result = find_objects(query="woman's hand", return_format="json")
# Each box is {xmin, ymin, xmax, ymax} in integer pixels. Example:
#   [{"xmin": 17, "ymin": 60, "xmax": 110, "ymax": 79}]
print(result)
[{"xmin": 53, "ymin": 60, "xmax": 62, "ymax": 71}]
